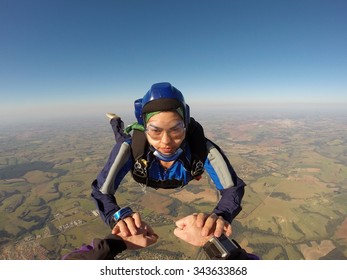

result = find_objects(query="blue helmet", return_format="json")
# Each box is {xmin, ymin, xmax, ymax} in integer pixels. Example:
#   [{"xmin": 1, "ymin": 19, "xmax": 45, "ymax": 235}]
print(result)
[{"xmin": 134, "ymin": 82, "xmax": 190, "ymax": 127}]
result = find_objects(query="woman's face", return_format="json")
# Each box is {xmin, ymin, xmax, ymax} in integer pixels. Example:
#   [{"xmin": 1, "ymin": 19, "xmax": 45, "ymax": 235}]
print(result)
[{"xmin": 145, "ymin": 111, "xmax": 186, "ymax": 155}]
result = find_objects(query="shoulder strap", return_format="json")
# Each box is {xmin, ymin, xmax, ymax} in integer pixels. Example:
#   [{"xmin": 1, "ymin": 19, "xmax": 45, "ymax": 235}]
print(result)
[
  {"xmin": 131, "ymin": 129, "xmax": 148, "ymax": 161},
  {"xmin": 186, "ymin": 117, "xmax": 208, "ymax": 177},
  {"xmin": 130, "ymin": 128, "xmax": 149, "ymax": 182}
]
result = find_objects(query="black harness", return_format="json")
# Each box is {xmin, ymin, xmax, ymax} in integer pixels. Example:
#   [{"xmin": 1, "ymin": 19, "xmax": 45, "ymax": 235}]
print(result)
[{"xmin": 131, "ymin": 117, "xmax": 208, "ymax": 189}]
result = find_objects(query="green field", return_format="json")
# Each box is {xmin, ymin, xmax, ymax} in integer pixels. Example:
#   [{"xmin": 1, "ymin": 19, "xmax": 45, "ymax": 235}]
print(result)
[{"xmin": 0, "ymin": 113, "xmax": 346, "ymax": 259}]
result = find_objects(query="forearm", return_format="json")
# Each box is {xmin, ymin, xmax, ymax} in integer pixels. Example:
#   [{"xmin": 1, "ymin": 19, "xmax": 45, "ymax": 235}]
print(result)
[
  {"xmin": 91, "ymin": 142, "xmax": 132, "ymax": 226},
  {"xmin": 91, "ymin": 179, "xmax": 120, "ymax": 226},
  {"xmin": 204, "ymin": 140, "xmax": 246, "ymax": 222},
  {"xmin": 213, "ymin": 177, "xmax": 245, "ymax": 222},
  {"xmin": 103, "ymin": 234, "xmax": 128, "ymax": 256},
  {"xmin": 63, "ymin": 235, "xmax": 127, "ymax": 260}
]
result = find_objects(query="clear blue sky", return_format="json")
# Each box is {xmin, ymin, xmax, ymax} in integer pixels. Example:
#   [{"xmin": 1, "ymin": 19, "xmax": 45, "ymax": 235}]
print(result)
[{"xmin": 1, "ymin": 0, "xmax": 346, "ymax": 123}]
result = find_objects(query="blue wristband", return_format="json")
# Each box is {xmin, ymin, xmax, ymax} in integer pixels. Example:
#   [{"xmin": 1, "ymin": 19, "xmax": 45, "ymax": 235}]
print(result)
[{"xmin": 113, "ymin": 207, "xmax": 133, "ymax": 223}]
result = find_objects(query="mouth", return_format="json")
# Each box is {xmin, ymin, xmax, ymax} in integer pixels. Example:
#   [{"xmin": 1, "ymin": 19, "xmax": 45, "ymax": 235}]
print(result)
[{"xmin": 161, "ymin": 147, "xmax": 175, "ymax": 154}]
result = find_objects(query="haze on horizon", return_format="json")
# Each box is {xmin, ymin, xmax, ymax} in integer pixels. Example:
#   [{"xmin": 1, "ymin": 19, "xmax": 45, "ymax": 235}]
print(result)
[{"xmin": 1, "ymin": 100, "xmax": 345, "ymax": 128}]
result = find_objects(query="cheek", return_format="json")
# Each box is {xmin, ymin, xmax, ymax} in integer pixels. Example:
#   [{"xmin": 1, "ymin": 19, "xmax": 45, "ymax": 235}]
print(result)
[
  {"xmin": 146, "ymin": 136, "xmax": 158, "ymax": 147},
  {"xmin": 174, "ymin": 137, "xmax": 185, "ymax": 147}
]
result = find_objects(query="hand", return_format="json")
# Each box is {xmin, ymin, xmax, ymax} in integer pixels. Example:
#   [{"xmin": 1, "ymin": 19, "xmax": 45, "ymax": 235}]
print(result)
[
  {"xmin": 117, "ymin": 221, "xmax": 159, "ymax": 250},
  {"xmin": 174, "ymin": 214, "xmax": 211, "ymax": 247},
  {"xmin": 196, "ymin": 212, "xmax": 232, "ymax": 237},
  {"xmin": 112, "ymin": 212, "xmax": 142, "ymax": 237},
  {"xmin": 174, "ymin": 213, "xmax": 232, "ymax": 247}
]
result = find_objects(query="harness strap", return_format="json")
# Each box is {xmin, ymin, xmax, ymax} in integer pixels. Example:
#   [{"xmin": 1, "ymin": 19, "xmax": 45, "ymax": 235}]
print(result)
[
  {"xmin": 130, "ymin": 117, "xmax": 208, "ymax": 188},
  {"xmin": 133, "ymin": 174, "xmax": 184, "ymax": 189},
  {"xmin": 132, "ymin": 149, "xmax": 184, "ymax": 189},
  {"xmin": 131, "ymin": 128, "xmax": 148, "ymax": 161},
  {"xmin": 186, "ymin": 117, "xmax": 208, "ymax": 177}
]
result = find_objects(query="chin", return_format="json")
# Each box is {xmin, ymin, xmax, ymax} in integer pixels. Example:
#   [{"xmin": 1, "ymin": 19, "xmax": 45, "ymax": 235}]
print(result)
[{"xmin": 160, "ymin": 150, "xmax": 175, "ymax": 155}]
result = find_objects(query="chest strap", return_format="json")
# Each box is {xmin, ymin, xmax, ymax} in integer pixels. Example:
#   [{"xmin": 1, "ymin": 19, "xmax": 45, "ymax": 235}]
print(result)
[{"xmin": 133, "ymin": 173, "xmax": 184, "ymax": 189}]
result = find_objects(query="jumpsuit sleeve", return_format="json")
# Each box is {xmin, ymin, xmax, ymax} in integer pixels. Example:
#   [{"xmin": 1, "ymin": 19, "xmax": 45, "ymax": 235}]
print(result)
[
  {"xmin": 203, "ymin": 140, "xmax": 246, "ymax": 223},
  {"xmin": 62, "ymin": 234, "xmax": 127, "ymax": 260},
  {"xmin": 91, "ymin": 141, "xmax": 132, "ymax": 227}
]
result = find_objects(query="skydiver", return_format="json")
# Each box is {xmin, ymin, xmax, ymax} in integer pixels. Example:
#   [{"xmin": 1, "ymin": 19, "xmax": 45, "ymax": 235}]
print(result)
[{"xmin": 91, "ymin": 82, "xmax": 245, "ymax": 241}]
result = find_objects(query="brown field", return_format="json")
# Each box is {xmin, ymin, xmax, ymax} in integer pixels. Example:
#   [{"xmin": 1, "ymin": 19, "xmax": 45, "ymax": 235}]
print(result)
[
  {"xmin": 1, "ymin": 112, "xmax": 346, "ymax": 260},
  {"xmin": 336, "ymin": 218, "xmax": 347, "ymax": 240},
  {"xmin": 169, "ymin": 187, "xmax": 217, "ymax": 204},
  {"xmin": 138, "ymin": 192, "xmax": 173, "ymax": 215},
  {"xmin": 299, "ymin": 240, "xmax": 336, "ymax": 260}
]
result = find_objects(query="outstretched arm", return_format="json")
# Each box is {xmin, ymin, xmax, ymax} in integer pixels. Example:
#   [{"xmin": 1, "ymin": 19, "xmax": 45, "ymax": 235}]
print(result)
[
  {"xmin": 91, "ymin": 141, "xmax": 132, "ymax": 226},
  {"xmin": 204, "ymin": 140, "xmax": 246, "ymax": 223}
]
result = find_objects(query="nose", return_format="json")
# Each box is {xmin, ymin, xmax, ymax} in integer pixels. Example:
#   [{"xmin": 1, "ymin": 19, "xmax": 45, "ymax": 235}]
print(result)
[{"xmin": 160, "ymin": 130, "xmax": 172, "ymax": 144}]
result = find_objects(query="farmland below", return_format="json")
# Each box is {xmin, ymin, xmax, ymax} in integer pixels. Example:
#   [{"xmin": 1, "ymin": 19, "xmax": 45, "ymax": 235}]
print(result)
[{"xmin": 0, "ymin": 110, "xmax": 346, "ymax": 260}]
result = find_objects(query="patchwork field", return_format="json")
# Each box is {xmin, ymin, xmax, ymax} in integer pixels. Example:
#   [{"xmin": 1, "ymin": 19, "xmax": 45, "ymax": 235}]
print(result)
[{"xmin": 0, "ymin": 111, "xmax": 346, "ymax": 260}]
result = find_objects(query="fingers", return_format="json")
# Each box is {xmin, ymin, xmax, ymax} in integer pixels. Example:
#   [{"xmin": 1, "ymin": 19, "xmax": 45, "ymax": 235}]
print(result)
[
  {"xmin": 200, "ymin": 213, "xmax": 232, "ymax": 237},
  {"xmin": 174, "ymin": 215, "xmax": 214, "ymax": 247},
  {"xmin": 212, "ymin": 215, "xmax": 226, "ymax": 237},
  {"xmin": 201, "ymin": 213, "xmax": 218, "ymax": 236},
  {"xmin": 178, "ymin": 213, "xmax": 231, "ymax": 237},
  {"xmin": 224, "ymin": 223, "xmax": 232, "ymax": 237},
  {"xmin": 112, "ymin": 213, "xmax": 143, "ymax": 237},
  {"xmin": 132, "ymin": 212, "xmax": 142, "ymax": 228},
  {"xmin": 112, "ymin": 219, "xmax": 131, "ymax": 236},
  {"xmin": 195, "ymin": 213, "xmax": 208, "ymax": 228},
  {"xmin": 111, "ymin": 224, "xmax": 120, "ymax": 235},
  {"xmin": 111, "ymin": 211, "xmax": 159, "ymax": 248},
  {"xmin": 120, "ymin": 221, "xmax": 159, "ymax": 250}
]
